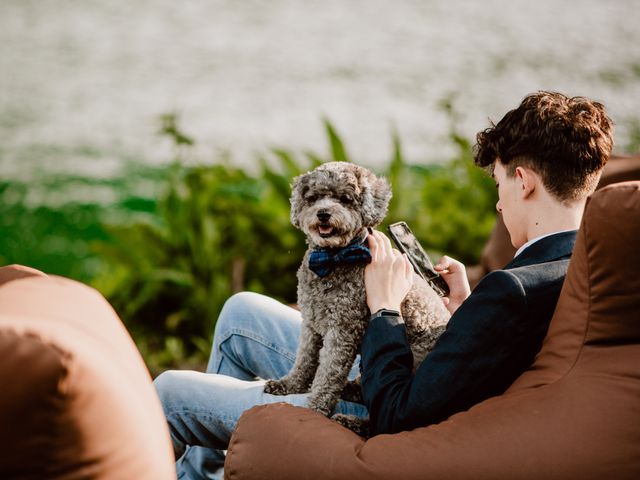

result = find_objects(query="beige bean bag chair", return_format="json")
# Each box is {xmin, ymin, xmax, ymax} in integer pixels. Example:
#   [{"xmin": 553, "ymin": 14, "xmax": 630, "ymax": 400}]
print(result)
[{"xmin": 0, "ymin": 266, "xmax": 176, "ymax": 479}]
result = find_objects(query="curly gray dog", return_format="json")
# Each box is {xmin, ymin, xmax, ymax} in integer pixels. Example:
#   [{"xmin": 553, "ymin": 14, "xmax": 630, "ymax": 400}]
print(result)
[{"xmin": 264, "ymin": 161, "xmax": 450, "ymax": 435}]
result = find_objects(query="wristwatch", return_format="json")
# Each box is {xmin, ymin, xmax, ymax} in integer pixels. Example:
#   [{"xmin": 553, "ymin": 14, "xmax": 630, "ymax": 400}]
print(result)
[{"xmin": 370, "ymin": 308, "xmax": 403, "ymax": 323}]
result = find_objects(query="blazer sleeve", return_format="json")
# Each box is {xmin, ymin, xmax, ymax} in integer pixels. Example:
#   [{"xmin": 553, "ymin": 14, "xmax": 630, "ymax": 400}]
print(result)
[{"xmin": 360, "ymin": 269, "xmax": 528, "ymax": 435}]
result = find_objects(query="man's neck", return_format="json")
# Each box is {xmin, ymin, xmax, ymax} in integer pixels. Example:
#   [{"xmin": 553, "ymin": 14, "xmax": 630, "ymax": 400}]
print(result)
[{"xmin": 524, "ymin": 197, "xmax": 585, "ymax": 243}]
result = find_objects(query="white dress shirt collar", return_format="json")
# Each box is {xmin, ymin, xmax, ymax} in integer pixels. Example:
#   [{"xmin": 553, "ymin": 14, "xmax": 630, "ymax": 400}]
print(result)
[{"xmin": 514, "ymin": 229, "xmax": 576, "ymax": 258}]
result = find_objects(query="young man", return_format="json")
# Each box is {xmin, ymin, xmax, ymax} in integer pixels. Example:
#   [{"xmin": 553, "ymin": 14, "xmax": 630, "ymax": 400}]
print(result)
[
  {"xmin": 360, "ymin": 91, "xmax": 613, "ymax": 433},
  {"xmin": 154, "ymin": 91, "xmax": 613, "ymax": 478}
]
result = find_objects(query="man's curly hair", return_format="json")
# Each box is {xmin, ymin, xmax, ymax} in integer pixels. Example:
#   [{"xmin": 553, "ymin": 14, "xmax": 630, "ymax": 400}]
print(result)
[{"xmin": 474, "ymin": 91, "xmax": 613, "ymax": 203}]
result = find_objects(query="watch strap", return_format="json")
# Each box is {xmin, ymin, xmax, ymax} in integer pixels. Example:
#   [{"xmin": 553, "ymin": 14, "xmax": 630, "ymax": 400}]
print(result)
[{"xmin": 371, "ymin": 308, "xmax": 401, "ymax": 319}]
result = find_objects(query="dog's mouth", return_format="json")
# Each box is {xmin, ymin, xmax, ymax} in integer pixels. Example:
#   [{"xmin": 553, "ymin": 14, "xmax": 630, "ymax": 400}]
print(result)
[{"xmin": 317, "ymin": 224, "xmax": 337, "ymax": 238}]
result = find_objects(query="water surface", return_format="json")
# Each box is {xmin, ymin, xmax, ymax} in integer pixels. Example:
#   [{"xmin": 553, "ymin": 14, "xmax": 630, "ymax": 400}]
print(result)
[{"xmin": 1, "ymin": 0, "xmax": 639, "ymax": 178}]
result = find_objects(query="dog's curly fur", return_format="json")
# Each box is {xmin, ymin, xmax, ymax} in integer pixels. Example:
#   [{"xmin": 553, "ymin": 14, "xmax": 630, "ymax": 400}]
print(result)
[{"xmin": 264, "ymin": 162, "xmax": 450, "ymax": 435}]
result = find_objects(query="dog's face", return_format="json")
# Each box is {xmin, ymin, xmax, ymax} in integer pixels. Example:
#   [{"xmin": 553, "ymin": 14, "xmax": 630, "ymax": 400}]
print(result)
[{"xmin": 290, "ymin": 162, "xmax": 392, "ymax": 248}]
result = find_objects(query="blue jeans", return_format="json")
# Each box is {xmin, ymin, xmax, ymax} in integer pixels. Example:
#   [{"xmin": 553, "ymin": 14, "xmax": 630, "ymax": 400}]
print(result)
[{"xmin": 154, "ymin": 292, "xmax": 367, "ymax": 480}]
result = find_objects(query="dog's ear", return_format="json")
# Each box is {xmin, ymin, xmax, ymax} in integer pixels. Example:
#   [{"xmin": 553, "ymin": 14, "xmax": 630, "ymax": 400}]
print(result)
[
  {"xmin": 290, "ymin": 172, "xmax": 311, "ymax": 228},
  {"xmin": 361, "ymin": 173, "xmax": 392, "ymax": 227}
]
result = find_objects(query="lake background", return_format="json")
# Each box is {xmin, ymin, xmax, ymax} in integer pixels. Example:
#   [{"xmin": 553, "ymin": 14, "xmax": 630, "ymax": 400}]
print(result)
[{"xmin": 1, "ymin": 0, "xmax": 639, "ymax": 181}]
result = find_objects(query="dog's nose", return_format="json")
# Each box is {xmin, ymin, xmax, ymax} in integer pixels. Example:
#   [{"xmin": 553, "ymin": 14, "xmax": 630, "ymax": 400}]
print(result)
[{"xmin": 317, "ymin": 211, "xmax": 331, "ymax": 222}]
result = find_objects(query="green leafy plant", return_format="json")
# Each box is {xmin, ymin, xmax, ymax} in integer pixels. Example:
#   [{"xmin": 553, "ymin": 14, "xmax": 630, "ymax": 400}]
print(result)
[{"xmin": 92, "ymin": 161, "xmax": 305, "ymax": 375}]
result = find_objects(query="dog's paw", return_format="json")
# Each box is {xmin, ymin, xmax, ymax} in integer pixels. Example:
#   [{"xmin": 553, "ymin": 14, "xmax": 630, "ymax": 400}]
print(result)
[
  {"xmin": 306, "ymin": 396, "xmax": 333, "ymax": 417},
  {"xmin": 340, "ymin": 379, "xmax": 363, "ymax": 403},
  {"xmin": 331, "ymin": 413, "xmax": 370, "ymax": 437},
  {"xmin": 264, "ymin": 379, "xmax": 290, "ymax": 396}
]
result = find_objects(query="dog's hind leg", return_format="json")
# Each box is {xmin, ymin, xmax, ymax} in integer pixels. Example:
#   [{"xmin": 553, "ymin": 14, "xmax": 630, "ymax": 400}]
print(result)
[
  {"xmin": 306, "ymin": 328, "xmax": 360, "ymax": 416},
  {"xmin": 264, "ymin": 321, "xmax": 322, "ymax": 395}
]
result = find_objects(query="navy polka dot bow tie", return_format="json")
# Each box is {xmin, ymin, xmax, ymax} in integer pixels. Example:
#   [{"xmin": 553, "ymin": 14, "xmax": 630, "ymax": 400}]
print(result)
[{"xmin": 308, "ymin": 232, "xmax": 372, "ymax": 278}]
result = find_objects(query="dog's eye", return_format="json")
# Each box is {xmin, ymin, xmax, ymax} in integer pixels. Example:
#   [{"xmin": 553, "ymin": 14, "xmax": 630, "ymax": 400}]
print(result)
[
  {"xmin": 340, "ymin": 195, "xmax": 353, "ymax": 204},
  {"xmin": 305, "ymin": 194, "xmax": 318, "ymax": 203}
]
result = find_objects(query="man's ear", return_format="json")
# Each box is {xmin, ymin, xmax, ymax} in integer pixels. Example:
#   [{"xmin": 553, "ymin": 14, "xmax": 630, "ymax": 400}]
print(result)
[
  {"xmin": 362, "ymin": 175, "xmax": 392, "ymax": 227},
  {"xmin": 289, "ymin": 173, "xmax": 310, "ymax": 228},
  {"xmin": 515, "ymin": 166, "xmax": 537, "ymax": 199}
]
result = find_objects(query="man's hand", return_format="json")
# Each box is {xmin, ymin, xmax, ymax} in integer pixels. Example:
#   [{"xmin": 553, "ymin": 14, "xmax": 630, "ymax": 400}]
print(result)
[
  {"xmin": 434, "ymin": 255, "xmax": 471, "ymax": 315},
  {"xmin": 365, "ymin": 230, "xmax": 414, "ymax": 313}
]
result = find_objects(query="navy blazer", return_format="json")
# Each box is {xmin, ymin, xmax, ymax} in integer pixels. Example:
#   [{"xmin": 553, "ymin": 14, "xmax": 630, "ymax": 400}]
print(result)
[{"xmin": 360, "ymin": 230, "xmax": 577, "ymax": 435}]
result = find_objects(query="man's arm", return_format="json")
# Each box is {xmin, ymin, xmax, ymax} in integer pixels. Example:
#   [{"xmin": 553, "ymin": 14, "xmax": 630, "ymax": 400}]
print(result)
[{"xmin": 361, "ymin": 269, "xmax": 527, "ymax": 435}]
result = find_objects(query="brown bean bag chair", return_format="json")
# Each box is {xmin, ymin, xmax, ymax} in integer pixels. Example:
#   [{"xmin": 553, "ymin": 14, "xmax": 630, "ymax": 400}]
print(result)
[
  {"xmin": 223, "ymin": 181, "xmax": 640, "ymax": 480},
  {"xmin": 0, "ymin": 266, "xmax": 176, "ymax": 479}
]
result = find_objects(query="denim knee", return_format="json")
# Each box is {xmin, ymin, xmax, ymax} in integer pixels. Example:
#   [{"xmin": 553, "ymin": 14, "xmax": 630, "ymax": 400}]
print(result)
[
  {"xmin": 215, "ymin": 291, "xmax": 264, "ymax": 336},
  {"xmin": 154, "ymin": 370, "xmax": 191, "ymax": 410},
  {"xmin": 216, "ymin": 292, "xmax": 252, "ymax": 329}
]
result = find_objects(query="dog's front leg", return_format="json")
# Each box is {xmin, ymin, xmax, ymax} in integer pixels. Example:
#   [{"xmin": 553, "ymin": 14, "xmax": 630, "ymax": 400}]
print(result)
[
  {"xmin": 264, "ymin": 321, "xmax": 322, "ymax": 395},
  {"xmin": 306, "ymin": 328, "xmax": 360, "ymax": 416}
]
